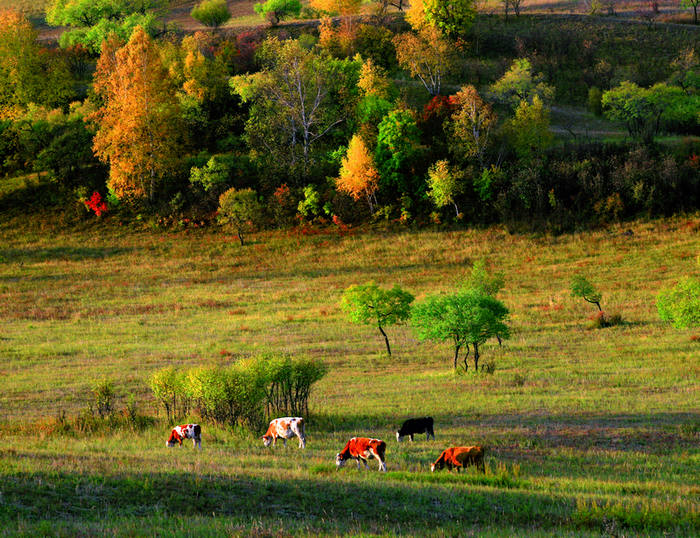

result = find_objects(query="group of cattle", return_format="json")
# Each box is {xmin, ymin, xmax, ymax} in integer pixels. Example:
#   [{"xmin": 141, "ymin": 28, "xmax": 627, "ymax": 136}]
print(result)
[{"xmin": 166, "ymin": 416, "xmax": 486, "ymax": 473}]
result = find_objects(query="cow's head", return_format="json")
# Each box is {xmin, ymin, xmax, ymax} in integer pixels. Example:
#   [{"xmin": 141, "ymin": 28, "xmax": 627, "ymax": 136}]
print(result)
[
  {"xmin": 396, "ymin": 431, "xmax": 402, "ymax": 442},
  {"xmin": 430, "ymin": 463, "xmax": 436, "ymax": 472},
  {"xmin": 335, "ymin": 453, "xmax": 346, "ymax": 469},
  {"xmin": 262, "ymin": 435, "xmax": 273, "ymax": 447},
  {"xmin": 166, "ymin": 431, "xmax": 180, "ymax": 447}
]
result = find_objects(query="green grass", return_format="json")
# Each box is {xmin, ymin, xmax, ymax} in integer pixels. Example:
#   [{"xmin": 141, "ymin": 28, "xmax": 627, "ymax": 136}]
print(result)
[{"xmin": 0, "ymin": 212, "xmax": 699, "ymax": 535}]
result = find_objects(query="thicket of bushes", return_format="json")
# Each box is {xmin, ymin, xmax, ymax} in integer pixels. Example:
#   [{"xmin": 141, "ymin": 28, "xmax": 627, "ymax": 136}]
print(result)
[{"xmin": 150, "ymin": 354, "xmax": 327, "ymax": 431}]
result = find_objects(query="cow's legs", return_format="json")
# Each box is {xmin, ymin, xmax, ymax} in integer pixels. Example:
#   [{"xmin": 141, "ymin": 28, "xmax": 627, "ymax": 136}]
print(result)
[
  {"xmin": 283, "ymin": 438, "xmax": 287, "ymax": 447},
  {"xmin": 409, "ymin": 434, "xmax": 414, "ymax": 442},
  {"xmin": 356, "ymin": 458, "xmax": 362, "ymax": 470}
]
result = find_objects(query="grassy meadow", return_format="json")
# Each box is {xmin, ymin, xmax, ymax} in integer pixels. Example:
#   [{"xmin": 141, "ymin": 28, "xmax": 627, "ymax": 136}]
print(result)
[{"xmin": 0, "ymin": 213, "xmax": 698, "ymax": 535}]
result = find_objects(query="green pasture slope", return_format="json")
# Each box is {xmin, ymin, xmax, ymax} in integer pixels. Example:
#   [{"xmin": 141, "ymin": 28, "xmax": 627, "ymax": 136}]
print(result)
[{"xmin": 0, "ymin": 214, "xmax": 698, "ymax": 536}]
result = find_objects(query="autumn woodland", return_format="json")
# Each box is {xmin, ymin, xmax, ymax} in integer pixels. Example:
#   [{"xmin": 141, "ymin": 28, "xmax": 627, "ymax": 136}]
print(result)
[{"xmin": 0, "ymin": 0, "xmax": 698, "ymax": 535}]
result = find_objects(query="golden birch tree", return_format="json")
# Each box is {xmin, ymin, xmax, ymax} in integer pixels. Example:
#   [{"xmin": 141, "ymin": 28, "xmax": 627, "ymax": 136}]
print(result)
[
  {"xmin": 336, "ymin": 134, "xmax": 380, "ymax": 213},
  {"xmin": 92, "ymin": 27, "xmax": 182, "ymax": 201}
]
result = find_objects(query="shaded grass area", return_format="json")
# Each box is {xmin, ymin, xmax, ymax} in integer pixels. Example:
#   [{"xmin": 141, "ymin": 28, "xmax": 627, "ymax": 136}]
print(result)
[{"xmin": 0, "ymin": 215, "xmax": 698, "ymax": 534}]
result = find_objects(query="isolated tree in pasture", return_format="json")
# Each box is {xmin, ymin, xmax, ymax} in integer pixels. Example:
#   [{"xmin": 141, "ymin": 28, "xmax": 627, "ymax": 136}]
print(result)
[
  {"xmin": 254, "ymin": 0, "xmax": 302, "ymax": 26},
  {"xmin": 657, "ymin": 277, "xmax": 700, "ymax": 328},
  {"xmin": 217, "ymin": 188, "xmax": 264, "ymax": 245},
  {"xmin": 449, "ymin": 85, "xmax": 497, "ymax": 168},
  {"xmin": 489, "ymin": 58, "xmax": 555, "ymax": 109},
  {"xmin": 394, "ymin": 27, "xmax": 457, "ymax": 96},
  {"xmin": 341, "ymin": 282, "xmax": 414, "ymax": 356},
  {"xmin": 45, "ymin": 0, "xmax": 168, "ymax": 53},
  {"xmin": 682, "ymin": 0, "xmax": 700, "ymax": 24},
  {"xmin": 191, "ymin": 0, "xmax": 231, "ymax": 29},
  {"xmin": 412, "ymin": 289, "xmax": 509, "ymax": 371},
  {"xmin": 0, "ymin": 10, "xmax": 74, "ymax": 113},
  {"xmin": 504, "ymin": 95, "xmax": 553, "ymax": 161},
  {"xmin": 426, "ymin": 160, "xmax": 463, "ymax": 217},
  {"xmin": 406, "ymin": 0, "xmax": 476, "ymax": 38},
  {"xmin": 336, "ymin": 134, "xmax": 380, "ymax": 213},
  {"xmin": 570, "ymin": 275, "xmax": 603, "ymax": 311},
  {"xmin": 92, "ymin": 28, "xmax": 183, "ymax": 201},
  {"xmin": 231, "ymin": 38, "xmax": 348, "ymax": 174}
]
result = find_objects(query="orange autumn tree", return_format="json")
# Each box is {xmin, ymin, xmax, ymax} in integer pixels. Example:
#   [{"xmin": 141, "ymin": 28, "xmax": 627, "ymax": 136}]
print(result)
[
  {"xmin": 92, "ymin": 27, "xmax": 182, "ymax": 201},
  {"xmin": 336, "ymin": 134, "xmax": 380, "ymax": 213}
]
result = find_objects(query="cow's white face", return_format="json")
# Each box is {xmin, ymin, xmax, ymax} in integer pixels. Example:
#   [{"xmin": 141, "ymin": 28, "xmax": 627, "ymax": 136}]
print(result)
[
  {"xmin": 166, "ymin": 440, "xmax": 177, "ymax": 448},
  {"xmin": 262, "ymin": 436, "xmax": 273, "ymax": 447},
  {"xmin": 335, "ymin": 454, "xmax": 346, "ymax": 468},
  {"xmin": 396, "ymin": 432, "xmax": 402, "ymax": 442},
  {"xmin": 430, "ymin": 463, "xmax": 436, "ymax": 472}
]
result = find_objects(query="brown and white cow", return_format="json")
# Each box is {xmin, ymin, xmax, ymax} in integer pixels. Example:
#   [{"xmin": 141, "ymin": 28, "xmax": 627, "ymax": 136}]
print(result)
[
  {"xmin": 262, "ymin": 417, "xmax": 306, "ymax": 449},
  {"xmin": 431, "ymin": 446, "xmax": 485, "ymax": 473},
  {"xmin": 335, "ymin": 437, "xmax": 387, "ymax": 472},
  {"xmin": 166, "ymin": 424, "xmax": 202, "ymax": 449}
]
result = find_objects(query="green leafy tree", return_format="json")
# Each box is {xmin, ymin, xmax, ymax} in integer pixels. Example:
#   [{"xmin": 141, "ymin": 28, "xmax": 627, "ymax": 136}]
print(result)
[
  {"xmin": 504, "ymin": 95, "xmax": 553, "ymax": 162},
  {"xmin": 189, "ymin": 154, "xmax": 232, "ymax": 195},
  {"xmin": 231, "ymin": 38, "xmax": 356, "ymax": 176},
  {"xmin": 426, "ymin": 160, "xmax": 463, "ymax": 217},
  {"xmin": 464, "ymin": 259, "xmax": 504, "ymax": 297},
  {"xmin": 600, "ymin": 82, "xmax": 700, "ymax": 143},
  {"xmin": 657, "ymin": 277, "xmax": 700, "ymax": 329},
  {"xmin": 45, "ymin": 0, "xmax": 168, "ymax": 53},
  {"xmin": 570, "ymin": 275, "xmax": 602, "ymax": 311},
  {"xmin": 341, "ymin": 282, "xmax": 414, "ymax": 356},
  {"xmin": 254, "ymin": 0, "xmax": 302, "ymax": 25},
  {"xmin": 191, "ymin": 0, "xmax": 231, "ymax": 29},
  {"xmin": 0, "ymin": 10, "xmax": 74, "ymax": 113},
  {"xmin": 218, "ymin": 187, "xmax": 264, "ymax": 245},
  {"xmin": 406, "ymin": 0, "xmax": 476, "ymax": 38},
  {"xmin": 489, "ymin": 58, "xmax": 555, "ymax": 110},
  {"xmin": 375, "ymin": 109, "xmax": 423, "ymax": 196},
  {"xmin": 412, "ymin": 289, "xmax": 509, "ymax": 371}
]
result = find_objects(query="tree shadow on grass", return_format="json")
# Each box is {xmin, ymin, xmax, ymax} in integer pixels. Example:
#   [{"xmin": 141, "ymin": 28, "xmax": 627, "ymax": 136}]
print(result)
[{"xmin": 0, "ymin": 246, "xmax": 137, "ymax": 264}]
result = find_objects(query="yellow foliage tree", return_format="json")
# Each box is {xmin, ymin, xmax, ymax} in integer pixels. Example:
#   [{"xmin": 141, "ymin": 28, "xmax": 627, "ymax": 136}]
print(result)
[
  {"xmin": 358, "ymin": 57, "xmax": 392, "ymax": 99},
  {"xmin": 336, "ymin": 134, "xmax": 380, "ymax": 213},
  {"xmin": 450, "ymin": 85, "xmax": 496, "ymax": 167},
  {"xmin": 311, "ymin": 0, "xmax": 362, "ymax": 15},
  {"xmin": 92, "ymin": 27, "xmax": 183, "ymax": 201}
]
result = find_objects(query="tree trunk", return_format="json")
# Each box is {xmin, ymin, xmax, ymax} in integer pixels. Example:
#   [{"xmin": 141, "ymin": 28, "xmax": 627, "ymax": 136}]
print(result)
[
  {"xmin": 462, "ymin": 344, "xmax": 470, "ymax": 372},
  {"xmin": 237, "ymin": 229, "xmax": 244, "ymax": 246},
  {"xmin": 453, "ymin": 202, "xmax": 460, "ymax": 217},
  {"xmin": 378, "ymin": 324, "xmax": 391, "ymax": 356},
  {"xmin": 473, "ymin": 342, "xmax": 480, "ymax": 372},
  {"xmin": 453, "ymin": 343, "xmax": 461, "ymax": 369}
]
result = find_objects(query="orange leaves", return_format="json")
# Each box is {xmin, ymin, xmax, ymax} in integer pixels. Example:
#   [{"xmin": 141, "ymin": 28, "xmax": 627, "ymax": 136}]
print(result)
[
  {"xmin": 92, "ymin": 27, "xmax": 182, "ymax": 201},
  {"xmin": 336, "ymin": 135, "xmax": 379, "ymax": 210}
]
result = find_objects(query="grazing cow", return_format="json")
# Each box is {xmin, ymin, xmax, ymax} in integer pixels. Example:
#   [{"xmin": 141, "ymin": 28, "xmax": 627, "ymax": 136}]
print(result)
[
  {"xmin": 396, "ymin": 417, "xmax": 435, "ymax": 442},
  {"xmin": 431, "ymin": 446, "xmax": 485, "ymax": 473},
  {"xmin": 166, "ymin": 424, "xmax": 202, "ymax": 449},
  {"xmin": 336, "ymin": 437, "xmax": 387, "ymax": 472},
  {"xmin": 262, "ymin": 417, "xmax": 306, "ymax": 449}
]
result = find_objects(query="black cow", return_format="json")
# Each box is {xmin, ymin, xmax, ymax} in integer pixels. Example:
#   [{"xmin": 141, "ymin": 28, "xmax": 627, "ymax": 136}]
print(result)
[{"xmin": 396, "ymin": 417, "xmax": 435, "ymax": 442}]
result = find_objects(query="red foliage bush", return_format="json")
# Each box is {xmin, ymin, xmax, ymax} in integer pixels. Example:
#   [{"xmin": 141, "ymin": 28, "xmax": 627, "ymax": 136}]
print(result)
[{"xmin": 84, "ymin": 192, "xmax": 108, "ymax": 217}]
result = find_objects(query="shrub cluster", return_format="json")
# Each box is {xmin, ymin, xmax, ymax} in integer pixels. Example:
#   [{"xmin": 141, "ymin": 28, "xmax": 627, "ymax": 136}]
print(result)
[{"xmin": 150, "ymin": 354, "xmax": 327, "ymax": 431}]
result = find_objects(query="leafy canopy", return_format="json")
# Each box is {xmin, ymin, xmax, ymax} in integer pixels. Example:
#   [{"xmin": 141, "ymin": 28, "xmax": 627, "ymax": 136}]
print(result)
[
  {"xmin": 341, "ymin": 282, "xmax": 414, "ymax": 328},
  {"xmin": 426, "ymin": 160, "xmax": 463, "ymax": 216},
  {"xmin": 407, "ymin": 0, "xmax": 476, "ymax": 38},
  {"xmin": 505, "ymin": 95, "xmax": 553, "ymax": 162},
  {"xmin": 191, "ymin": 0, "xmax": 231, "ymax": 28},
  {"xmin": 46, "ymin": 0, "xmax": 168, "ymax": 53},
  {"xmin": 217, "ymin": 188, "xmax": 264, "ymax": 245},
  {"xmin": 489, "ymin": 58, "xmax": 555, "ymax": 110},
  {"xmin": 657, "ymin": 277, "xmax": 700, "ymax": 329},
  {"xmin": 254, "ymin": 0, "xmax": 302, "ymax": 26},
  {"xmin": 411, "ymin": 288, "xmax": 509, "ymax": 368},
  {"xmin": 570, "ymin": 275, "xmax": 602, "ymax": 310},
  {"xmin": 336, "ymin": 134, "xmax": 380, "ymax": 211}
]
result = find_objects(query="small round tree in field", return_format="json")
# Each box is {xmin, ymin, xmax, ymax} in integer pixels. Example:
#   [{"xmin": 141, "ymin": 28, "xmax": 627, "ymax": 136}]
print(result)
[
  {"xmin": 570, "ymin": 275, "xmax": 602, "ymax": 311},
  {"xmin": 411, "ymin": 289, "xmax": 509, "ymax": 371},
  {"xmin": 657, "ymin": 277, "xmax": 700, "ymax": 329},
  {"xmin": 341, "ymin": 283, "xmax": 414, "ymax": 356},
  {"xmin": 191, "ymin": 0, "xmax": 232, "ymax": 29},
  {"xmin": 254, "ymin": 0, "xmax": 302, "ymax": 26},
  {"xmin": 217, "ymin": 188, "xmax": 263, "ymax": 245}
]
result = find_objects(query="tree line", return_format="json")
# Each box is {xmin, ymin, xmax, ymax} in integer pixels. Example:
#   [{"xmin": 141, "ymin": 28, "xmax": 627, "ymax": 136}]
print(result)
[{"xmin": 0, "ymin": 1, "xmax": 698, "ymax": 231}]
